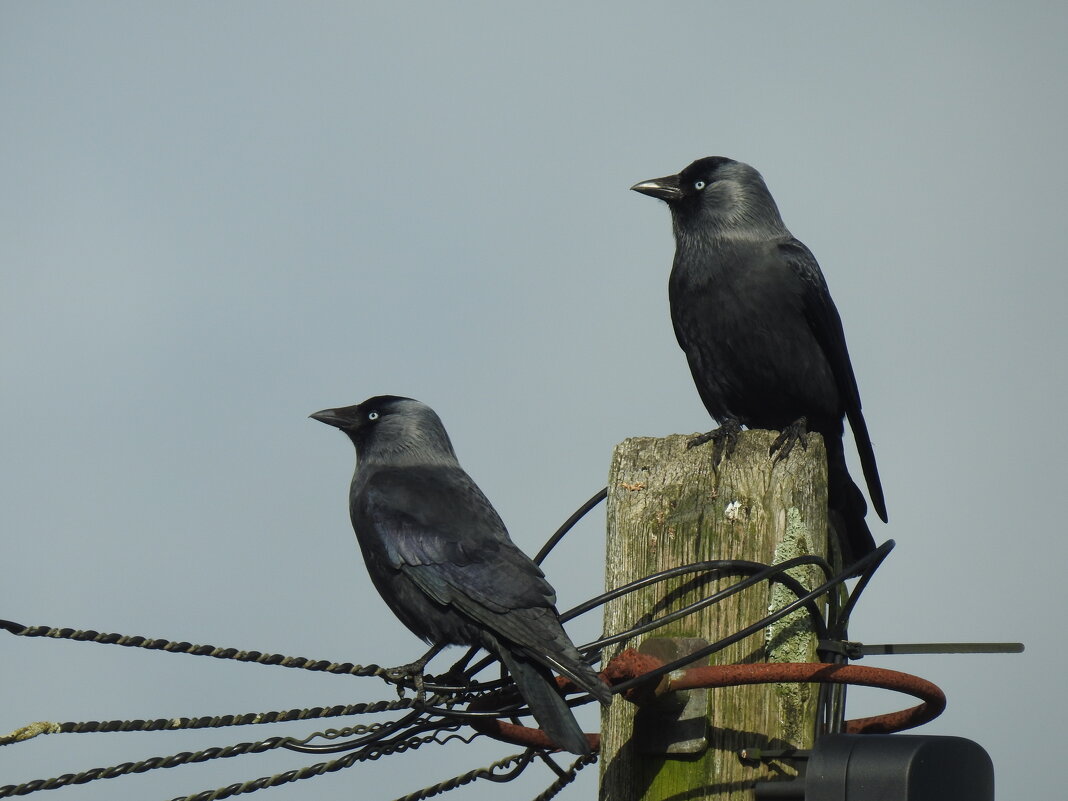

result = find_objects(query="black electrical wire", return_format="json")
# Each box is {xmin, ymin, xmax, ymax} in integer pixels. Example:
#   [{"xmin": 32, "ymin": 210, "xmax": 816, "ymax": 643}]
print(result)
[{"xmin": 532, "ymin": 487, "xmax": 607, "ymax": 566}]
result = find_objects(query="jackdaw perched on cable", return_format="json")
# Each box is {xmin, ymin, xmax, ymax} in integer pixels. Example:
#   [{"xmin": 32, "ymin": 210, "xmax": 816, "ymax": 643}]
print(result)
[
  {"xmin": 631, "ymin": 157, "xmax": 887, "ymax": 563},
  {"xmin": 311, "ymin": 395, "xmax": 612, "ymax": 754}
]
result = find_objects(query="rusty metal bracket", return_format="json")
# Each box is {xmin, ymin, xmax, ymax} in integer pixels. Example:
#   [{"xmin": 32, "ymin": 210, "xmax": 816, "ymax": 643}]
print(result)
[{"xmin": 633, "ymin": 637, "xmax": 710, "ymax": 755}]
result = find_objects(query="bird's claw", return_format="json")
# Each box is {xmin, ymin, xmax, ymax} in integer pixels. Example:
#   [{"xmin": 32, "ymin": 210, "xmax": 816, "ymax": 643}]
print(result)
[
  {"xmin": 384, "ymin": 661, "xmax": 429, "ymax": 703},
  {"xmin": 382, "ymin": 643, "xmax": 445, "ymax": 703},
  {"xmin": 770, "ymin": 417, "xmax": 808, "ymax": 463},
  {"xmin": 687, "ymin": 431, "xmax": 714, "ymax": 449},
  {"xmin": 688, "ymin": 419, "xmax": 742, "ymax": 469}
]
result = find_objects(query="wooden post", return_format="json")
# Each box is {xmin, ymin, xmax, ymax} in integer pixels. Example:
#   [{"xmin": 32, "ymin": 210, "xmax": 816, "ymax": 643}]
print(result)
[{"xmin": 599, "ymin": 431, "xmax": 830, "ymax": 801}]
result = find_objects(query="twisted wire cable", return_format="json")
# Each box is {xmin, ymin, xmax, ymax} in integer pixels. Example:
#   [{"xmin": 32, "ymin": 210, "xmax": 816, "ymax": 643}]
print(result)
[
  {"xmin": 164, "ymin": 729, "xmax": 444, "ymax": 801},
  {"xmin": 0, "ymin": 735, "xmax": 296, "ymax": 798},
  {"xmin": 388, "ymin": 750, "xmax": 534, "ymax": 801},
  {"xmin": 0, "ymin": 700, "xmax": 422, "ymax": 747},
  {"xmin": 0, "ymin": 619, "xmax": 384, "ymax": 679},
  {"xmin": 1, "ymin": 724, "xmax": 465, "ymax": 798},
  {"xmin": 529, "ymin": 753, "xmax": 597, "ymax": 801}
]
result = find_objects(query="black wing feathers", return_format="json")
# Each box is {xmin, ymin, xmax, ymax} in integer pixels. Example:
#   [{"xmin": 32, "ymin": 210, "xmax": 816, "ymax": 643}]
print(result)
[
  {"xmin": 779, "ymin": 240, "xmax": 887, "ymax": 522},
  {"xmin": 358, "ymin": 466, "xmax": 555, "ymax": 611},
  {"xmin": 357, "ymin": 465, "xmax": 612, "ymax": 711}
]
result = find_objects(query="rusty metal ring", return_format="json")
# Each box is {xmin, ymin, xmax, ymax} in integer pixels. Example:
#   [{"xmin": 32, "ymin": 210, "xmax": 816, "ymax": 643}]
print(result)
[
  {"xmin": 467, "ymin": 648, "xmax": 945, "ymax": 752},
  {"xmin": 664, "ymin": 661, "xmax": 946, "ymax": 734}
]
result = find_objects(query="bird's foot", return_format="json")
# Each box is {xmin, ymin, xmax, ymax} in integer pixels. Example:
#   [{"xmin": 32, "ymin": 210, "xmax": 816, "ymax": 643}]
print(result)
[
  {"xmin": 770, "ymin": 417, "xmax": 808, "ymax": 463},
  {"xmin": 688, "ymin": 418, "xmax": 742, "ymax": 469},
  {"xmin": 383, "ymin": 644, "xmax": 443, "ymax": 703},
  {"xmin": 384, "ymin": 660, "xmax": 428, "ymax": 702}
]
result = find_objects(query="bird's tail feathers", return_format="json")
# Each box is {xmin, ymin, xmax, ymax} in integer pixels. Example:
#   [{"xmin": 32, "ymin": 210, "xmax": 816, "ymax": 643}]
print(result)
[
  {"xmin": 539, "ymin": 651, "xmax": 613, "ymax": 707},
  {"xmin": 846, "ymin": 406, "xmax": 888, "ymax": 523},
  {"xmin": 495, "ymin": 647, "xmax": 591, "ymax": 755},
  {"xmin": 483, "ymin": 606, "xmax": 612, "ymax": 707}
]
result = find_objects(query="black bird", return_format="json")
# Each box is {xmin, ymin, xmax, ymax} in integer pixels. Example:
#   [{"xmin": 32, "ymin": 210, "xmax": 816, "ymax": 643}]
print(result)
[
  {"xmin": 631, "ymin": 157, "xmax": 887, "ymax": 563},
  {"xmin": 311, "ymin": 395, "xmax": 612, "ymax": 754}
]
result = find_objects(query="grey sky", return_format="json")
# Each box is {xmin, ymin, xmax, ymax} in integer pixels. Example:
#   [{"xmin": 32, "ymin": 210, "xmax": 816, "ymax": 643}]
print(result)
[{"xmin": 2, "ymin": 3, "xmax": 1064, "ymax": 799}]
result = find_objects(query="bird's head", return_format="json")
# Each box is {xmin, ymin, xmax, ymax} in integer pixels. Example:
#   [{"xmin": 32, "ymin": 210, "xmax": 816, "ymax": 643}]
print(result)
[
  {"xmin": 631, "ymin": 156, "xmax": 787, "ymax": 238},
  {"xmin": 310, "ymin": 395, "xmax": 457, "ymax": 464}
]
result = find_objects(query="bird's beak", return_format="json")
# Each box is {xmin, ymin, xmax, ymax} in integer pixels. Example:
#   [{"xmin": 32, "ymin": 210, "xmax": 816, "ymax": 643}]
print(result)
[
  {"xmin": 309, "ymin": 408, "xmax": 346, "ymax": 428},
  {"xmin": 631, "ymin": 174, "xmax": 682, "ymax": 201}
]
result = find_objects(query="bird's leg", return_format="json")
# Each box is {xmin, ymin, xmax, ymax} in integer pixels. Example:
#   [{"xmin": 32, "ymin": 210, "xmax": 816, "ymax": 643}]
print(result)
[
  {"xmin": 769, "ymin": 416, "xmax": 808, "ymax": 462},
  {"xmin": 420, "ymin": 646, "xmax": 479, "ymax": 695},
  {"xmin": 384, "ymin": 643, "xmax": 444, "ymax": 703},
  {"xmin": 438, "ymin": 646, "xmax": 477, "ymax": 684},
  {"xmin": 688, "ymin": 417, "xmax": 742, "ymax": 469}
]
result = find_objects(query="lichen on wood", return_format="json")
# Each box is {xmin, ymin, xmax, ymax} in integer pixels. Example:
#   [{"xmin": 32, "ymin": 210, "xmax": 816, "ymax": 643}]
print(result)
[{"xmin": 600, "ymin": 431, "xmax": 829, "ymax": 801}]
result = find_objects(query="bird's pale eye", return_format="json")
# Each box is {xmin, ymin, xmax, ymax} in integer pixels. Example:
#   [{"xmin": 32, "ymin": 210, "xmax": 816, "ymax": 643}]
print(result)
[
  {"xmin": 694, "ymin": 180, "xmax": 707, "ymax": 190},
  {"xmin": 368, "ymin": 411, "xmax": 380, "ymax": 421}
]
